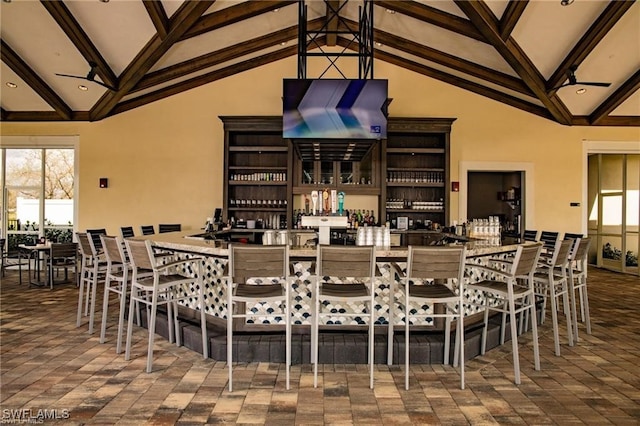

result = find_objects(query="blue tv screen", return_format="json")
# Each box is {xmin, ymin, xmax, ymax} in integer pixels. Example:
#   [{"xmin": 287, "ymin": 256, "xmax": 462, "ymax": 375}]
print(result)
[{"xmin": 283, "ymin": 79, "xmax": 388, "ymax": 139}]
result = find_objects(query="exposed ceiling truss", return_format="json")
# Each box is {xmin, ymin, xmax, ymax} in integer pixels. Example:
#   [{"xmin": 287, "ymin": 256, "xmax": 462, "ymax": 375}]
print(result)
[{"xmin": 1, "ymin": 0, "xmax": 638, "ymax": 126}]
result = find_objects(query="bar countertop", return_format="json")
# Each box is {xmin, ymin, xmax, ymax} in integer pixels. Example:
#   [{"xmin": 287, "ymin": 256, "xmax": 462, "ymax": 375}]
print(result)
[{"xmin": 140, "ymin": 230, "xmax": 522, "ymax": 258}]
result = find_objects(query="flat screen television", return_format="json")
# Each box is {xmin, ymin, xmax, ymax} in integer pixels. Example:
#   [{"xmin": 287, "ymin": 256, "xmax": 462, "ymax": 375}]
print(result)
[{"xmin": 283, "ymin": 79, "xmax": 388, "ymax": 139}]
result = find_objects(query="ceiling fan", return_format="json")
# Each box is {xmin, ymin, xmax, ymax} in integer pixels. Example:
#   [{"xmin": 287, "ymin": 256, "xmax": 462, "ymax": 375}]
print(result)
[
  {"xmin": 553, "ymin": 65, "xmax": 611, "ymax": 90},
  {"xmin": 55, "ymin": 61, "xmax": 117, "ymax": 91}
]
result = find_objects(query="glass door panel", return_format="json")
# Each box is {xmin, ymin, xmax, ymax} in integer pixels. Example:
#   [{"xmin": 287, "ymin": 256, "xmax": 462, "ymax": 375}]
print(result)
[
  {"xmin": 600, "ymin": 193, "xmax": 623, "ymax": 271},
  {"xmin": 4, "ymin": 186, "xmax": 41, "ymax": 251}
]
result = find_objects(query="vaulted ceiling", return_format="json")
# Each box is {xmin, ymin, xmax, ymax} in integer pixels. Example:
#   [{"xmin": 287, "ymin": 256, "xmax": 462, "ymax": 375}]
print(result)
[{"xmin": 1, "ymin": 0, "xmax": 638, "ymax": 126}]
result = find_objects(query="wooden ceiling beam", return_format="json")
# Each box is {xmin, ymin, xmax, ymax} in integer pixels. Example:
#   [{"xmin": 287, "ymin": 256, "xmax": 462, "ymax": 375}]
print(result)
[
  {"xmin": 499, "ymin": 0, "xmax": 528, "ymax": 40},
  {"xmin": 455, "ymin": 0, "xmax": 572, "ymax": 125},
  {"xmin": 367, "ymin": 47, "xmax": 554, "ymax": 122},
  {"xmin": 0, "ymin": 39, "xmax": 72, "ymax": 120},
  {"xmin": 573, "ymin": 116, "xmax": 640, "ymax": 127},
  {"xmin": 325, "ymin": 0, "xmax": 341, "ymax": 46},
  {"xmin": 180, "ymin": 0, "xmax": 297, "ymax": 41},
  {"xmin": 361, "ymin": 23, "xmax": 533, "ymax": 96},
  {"xmin": 143, "ymin": 0, "xmax": 170, "ymax": 39},
  {"xmin": 134, "ymin": 18, "xmax": 324, "ymax": 92},
  {"xmin": 590, "ymin": 69, "xmax": 640, "ymax": 124},
  {"xmin": 547, "ymin": 0, "xmax": 635, "ymax": 92},
  {"xmin": 90, "ymin": 1, "xmax": 214, "ymax": 121},
  {"xmin": 0, "ymin": 111, "xmax": 90, "ymax": 122},
  {"xmin": 112, "ymin": 45, "xmax": 305, "ymax": 117},
  {"xmin": 40, "ymin": 0, "xmax": 118, "ymax": 90},
  {"xmin": 374, "ymin": 0, "xmax": 485, "ymax": 43}
]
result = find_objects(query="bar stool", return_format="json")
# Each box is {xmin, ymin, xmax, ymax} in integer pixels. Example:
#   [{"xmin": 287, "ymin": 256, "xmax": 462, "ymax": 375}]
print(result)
[
  {"xmin": 159, "ymin": 224, "xmax": 181, "ymax": 233},
  {"xmin": 121, "ymin": 226, "xmax": 135, "ymax": 239},
  {"xmin": 533, "ymin": 239, "xmax": 574, "ymax": 356},
  {"xmin": 226, "ymin": 244, "xmax": 291, "ymax": 391},
  {"xmin": 568, "ymin": 237, "xmax": 592, "ymax": 342},
  {"xmin": 124, "ymin": 238, "xmax": 208, "ymax": 373},
  {"xmin": 312, "ymin": 245, "xmax": 376, "ymax": 389},
  {"xmin": 76, "ymin": 232, "xmax": 108, "ymax": 334},
  {"xmin": 99, "ymin": 235, "xmax": 152, "ymax": 353},
  {"xmin": 398, "ymin": 246, "xmax": 467, "ymax": 390},
  {"xmin": 466, "ymin": 243, "xmax": 542, "ymax": 385},
  {"xmin": 522, "ymin": 230, "xmax": 538, "ymax": 242},
  {"xmin": 140, "ymin": 225, "xmax": 155, "ymax": 235}
]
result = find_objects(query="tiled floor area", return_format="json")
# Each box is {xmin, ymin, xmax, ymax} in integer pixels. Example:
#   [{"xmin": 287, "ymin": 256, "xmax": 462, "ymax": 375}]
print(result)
[{"xmin": 1, "ymin": 266, "xmax": 639, "ymax": 425}]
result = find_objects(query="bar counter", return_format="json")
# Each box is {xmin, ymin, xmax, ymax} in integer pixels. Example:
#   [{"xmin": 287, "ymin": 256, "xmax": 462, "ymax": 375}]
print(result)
[{"xmin": 140, "ymin": 231, "xmax": 520, "ymax": 331}]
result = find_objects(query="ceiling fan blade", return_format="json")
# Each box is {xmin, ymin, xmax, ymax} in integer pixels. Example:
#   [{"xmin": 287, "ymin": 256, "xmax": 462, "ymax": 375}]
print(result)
[
  {"xmin": 91, "ymin": 79, "xmax": 118, "ymax": 91},
  {"xmin": 55, "ymin": 72, "xmax": 117, "ymax": 91},
  {"xmin": 576, "ymin": 81, "xmax": 611, "ymax": 87},
  {"xmin": 54, "ymin": 73, "xmax": 86, "ymax": 80}
]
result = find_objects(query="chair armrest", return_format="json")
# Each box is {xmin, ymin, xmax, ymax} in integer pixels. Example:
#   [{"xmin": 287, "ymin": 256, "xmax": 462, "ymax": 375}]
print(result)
[
  {"xmin": 389, "ymin": 262, "xmax": 405, "ymax": 279},
  {"xmin": 465, "ymin": 263, "xmax": 515, "ymax": 280},
  {"xmin": 158, "ymin": 257, "xmax": 204, "ymax": 272}
]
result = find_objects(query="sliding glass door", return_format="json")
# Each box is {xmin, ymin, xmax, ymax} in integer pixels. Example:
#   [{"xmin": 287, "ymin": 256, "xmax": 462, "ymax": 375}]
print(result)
[
  {"xmin": 1, "ymin": 148, "xmax": 74, "ymax": 252},
  {"xmin": 588, "ymin": 154, "xmax": 639, "ymax": 275}
]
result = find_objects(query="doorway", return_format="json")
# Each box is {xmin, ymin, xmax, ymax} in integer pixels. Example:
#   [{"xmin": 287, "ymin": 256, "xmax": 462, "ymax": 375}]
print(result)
[
  {"xmin": 587, "ymin": 153, "xmax": 639, "ymax": 275},
  {"xmin": 467, "ymin": 171, "xmax": 523, "ymax": 240},
  {"xmin": 459, "ymin": 161, "xmax": 534, "ymax": 239}
]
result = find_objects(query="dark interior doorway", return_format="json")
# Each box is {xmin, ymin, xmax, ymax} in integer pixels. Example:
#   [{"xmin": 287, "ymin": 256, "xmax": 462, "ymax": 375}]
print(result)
[{"xmin": 468, "ymin": 171, "xmax": 523, "ymax": 240}]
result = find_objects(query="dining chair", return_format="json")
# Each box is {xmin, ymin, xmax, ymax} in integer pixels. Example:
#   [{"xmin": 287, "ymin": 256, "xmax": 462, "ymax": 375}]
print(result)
[
  {"xmin": 0, "ymin": 237, "xmax": 30, "ymax": 285},
  {"xmin": 87, "ymin": 228, "xmax": 107, "ymax": 254},
  {"xmin": 226, "ymin": 244, "xmax": 291, "ymax": 391},
  {"xmin": 398, "ymin": 245, "xmax": 467, "ymax": 390},
  {"xmin": 313, "ymin": 245, "xmax": 376, "ymax": 389},
  {"xmin": 124, "ymin": 238, "xmax": 208, "ymax": 373},
  {"xmin": 44, "ymin": 242, "xmax": 78, "ymax": 290},
  {"xmin": 466, "ymin": 243, "xmax": 542, "ymax": 385},
  {"xmin": 533, "ymin": 238, "xmax": 574, "ymax": 356},
  {"xmin": 76, "ymin": 232, "xmax": 108, "ymax": 334},
  {"xmin": 568, "ymin": 237, "xmax": 592, "ymax": 342}
]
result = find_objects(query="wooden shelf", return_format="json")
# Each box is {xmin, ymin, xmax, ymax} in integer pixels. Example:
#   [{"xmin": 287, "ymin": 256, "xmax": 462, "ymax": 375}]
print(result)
[
  {"xmin": 228, "ymin": 181, "xmax": 287, "ymax": 186},
  {"xmin": 386, "ymin": 182, "xmax": 444, "ymax": 188}
]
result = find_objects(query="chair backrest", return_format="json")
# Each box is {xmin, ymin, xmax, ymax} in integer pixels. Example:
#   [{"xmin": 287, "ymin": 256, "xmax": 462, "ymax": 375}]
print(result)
[
  {"xmin": 572, "ymin": 237, "xmax": 591, "ymax": 265},
  {"xmin": 550, "ymin": 239, "xmax": 573, "ymax": 268},
  {"xmin": 86, "ymin": 228, "xmax": 107, "ymax": 253},
  {"xmin": 159, "ymin": 224, "xmax": 181, "ymax": 233},
  {"xmin": 101, "ymin": 235, "xmax": 125, "ymax": 265},
  {"xmin": 523, "ymin": 230, "xmax": 538, "ymax": 242},
  {"xmin": 140, "ymin": 225, "xmax": 155, "ymax": 235},
  {"xmin": 406, "ymin": 245, "xmax": 466, "ymax": 284},
  {"xmin": 563, "ymin": 232, "xmax": 583, "ymax": 240},
  {"xmin": 229, "ymin": 244, "xmax": 288, "ymax": 284},
  {"xmin": 76, "ymin": 232, "xmax": 93, "ymax": 258},
  {"xmin": 121, "ymin": 226, "xmax": 135, "ymax": 239},
  {"xmin": 50, "ymin": 242, "xmax": 77, "ymax": 258},
  {"xmin": 317, "ymin": 245, "xmax": 375, "ymax": 281},
  {"xmin": 0, "ymin": 238, "xmax": 5, "ymax": 254},
  {"xmin": 539, "ymin": 231, "xmax": 559, "ymax": 251},
  {"xmin": 513, "ymin": 243, "xmax": 543, "ymax": 277},
  {"xmin": 124, "ymin": 239, "xmax": 156, "ymax": 271}
]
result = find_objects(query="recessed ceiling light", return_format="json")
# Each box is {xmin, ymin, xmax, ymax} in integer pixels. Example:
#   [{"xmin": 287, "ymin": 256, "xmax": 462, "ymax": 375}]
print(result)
[
  {"xmin": 78, "ymin": 85, "xmax": 89, "ymax": 91},
  {"xmin": 273, "ymin": 8, "xmax": 279, "ymax": 12},
  {"xmin": 560, "ymin": 0, "xmax": 574, "ymax": 5},
  {"xmin": 375, "ymin": 42, "xmax": 383, "ymax": 47},
  {"xmin": 5, "ymin": 82, "xmax": 17, "ymax": 88},
  {"xmin": 3, "ymin": 0, "xmax": 13, "ymax": 3},
  {"xmin": 98, "ymin": 0, "xmax": 110, "ymax": 3},
  {"xmin": 576, "ymin": 88, "xmax": 587, "ymax": 94},
  {"xmin": 386, "ymin": 9, "xmax": 396, "ymax": 14},
  {"xmin": 280, "ymin": 41, "xmax": 287, "ymax": 46}
]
